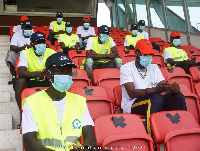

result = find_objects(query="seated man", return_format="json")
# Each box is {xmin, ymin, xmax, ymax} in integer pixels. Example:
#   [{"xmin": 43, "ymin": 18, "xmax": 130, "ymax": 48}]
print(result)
[
  {"xmin": 58, "ymin": 21, "xmax": 79, "ymax": 55},
  {"xmin": 163, "ymin": 31, "xmax": 196, "ymax": 74},
  {"xmin": 124, "ymin": 24, "xmax": 144, "ymax": 50},
  {"xmin": 22, "ymin": 52, "xmax": 96, "ymax": 151},
  {"xmin": 76, "ymin": 17, "xmax": 96, "ymax": 49},
  {"xmin": 137, "ymin": 20, "xmax": 149, "ymax": 40},
  {"xmin": 15, "ymin": 31, "xmax": 55, "ymax": 112},
  {"xmin": 83, "ymin": 25, "xmax": 122, "ymax": 83},
  {"xmin": 120, "ymin": 39, "xmax": 187, "ymax": 135},
  {"xmin": 48, "ymin": 12, "xmax": 66, "ymax": 45},
  {"xmin": 13, "ymin": 16, "xmax": 29, "ymax": 34},
  {"xmin": 5, "ymin": 20, "xmax": 33, "ymax": 85}
]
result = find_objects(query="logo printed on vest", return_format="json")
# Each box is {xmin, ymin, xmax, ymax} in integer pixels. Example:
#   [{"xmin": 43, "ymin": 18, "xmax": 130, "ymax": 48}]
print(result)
[
  {"xmin": 59, "ymin": 56, "xmax": 69, "ymax": 61},
  {"xmin": 72, "ymin": 40, "xmax": 75, "ymax": 43},
  {"xmin": 72, "ymin": 119, "xmax": 81, "ymax": 129},
  {"xmin": 104, "ymin": 49, "xmax": 108, "ymax": 54}
]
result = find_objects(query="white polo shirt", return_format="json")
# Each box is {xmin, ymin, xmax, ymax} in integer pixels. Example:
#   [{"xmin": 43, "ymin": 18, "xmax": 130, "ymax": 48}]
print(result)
[
  {"xmin": 10, "ymin": 32, "xmax": 31, "ymax": 53},
  {"xmin": 137, "ymin": 30, "xmax": 149, "ymax": 40},
  {"xmin": 76, "ymin": 26, "xmax": 96, "ymax": 44},
  {"xmin": 22, "ymin": 97, "xmax": 94, "ymax": 135},
  {"xmin": 120, "ymin": 61, "xmax": 165, "ymax": 113},
  {"xmin": 86, "ymin": 37, "xmax": 116, "ymax": 51},
  {"xmin": 13, "ymin": 25, "xmax": 22, "ymax": 34}
]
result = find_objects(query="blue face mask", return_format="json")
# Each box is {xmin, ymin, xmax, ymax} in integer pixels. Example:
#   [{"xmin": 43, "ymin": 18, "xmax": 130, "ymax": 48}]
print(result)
[
  {"xmin": 57, "ymin": 18, "xmax": 63, "ymax": 23},
  {"xmin": 83, "ymin": 23, "xmax": 90, "ymax": 29},
  {"xmin": 52, "ymin": 75, "xmax": 73, "ymax": 92},
  {"xmin": 66, "ymin": 27, "xmax": 72, "ymax": 33},
  {"xmin": 35, "ymin": 44, "xmax": 46, "ymax": 55},
  {"xmin": 100, "ymin": 34, "xmax": 109, "ymax": 43},
  {"xmin": 139, "ymin": 56, "xmax": 152, "ymax": 67},
  {"xmin": 132, "ymin": 30, "xmax": 138, "ymax": 36},
  {"xmin": 173, "ymin": 39, "xmax": 181, "ymax": 46},
  {"xmin": 140, "ymin": 26, "xmax": 145, "ymax": 31},
  {"xmin": 24, "ymin": 30, "xmax": 32, "ymax": 37}
]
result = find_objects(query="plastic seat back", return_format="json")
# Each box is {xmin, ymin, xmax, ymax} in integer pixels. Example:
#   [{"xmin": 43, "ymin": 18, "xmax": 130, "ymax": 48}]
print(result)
[
  {"xmin": 93, "ymin": 68, "xmax": 120, "ymax": 101},
  {"xmin": 94, "ymin": 114, "xmax": 154, "ymax": 151},
  {"xmin": 68, "ymin": 50, "xmax": 86, "ymax": 68},
  {"xmin": 194, "ymin": 83, "xmax": 200, "ymax": 98},
  {"xmin": 113, "ymin": 85, "xmax": 122, "ymax": 113},
  {"xmin": 71, "ymin": 68, "xmax": 91, "ymax": 89},
  {"xmin": 189, "ymin": 66, "xmax": 200, "ymax": 83},
  {"xmin": 15, "ymin": 58, "xmax": 19, "ymax": 78},
  {"xmin": 70, "ymin": 86, "xmax": 114, "ymax": 120}
]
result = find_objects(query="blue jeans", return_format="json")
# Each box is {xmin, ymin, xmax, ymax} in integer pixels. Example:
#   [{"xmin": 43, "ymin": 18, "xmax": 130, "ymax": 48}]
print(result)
[{"xmin": 79, "ymin": 38, "xmax": 87, "ymax": 49}]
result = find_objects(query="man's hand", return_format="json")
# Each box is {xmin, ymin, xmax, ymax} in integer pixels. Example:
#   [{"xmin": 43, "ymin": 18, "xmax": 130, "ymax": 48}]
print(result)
[
  {"xmin": 59, "ymin": 30, "xmax": 65, "ymax": 34},
  {"xmin": 169, "ymin": 82, "xmax": 180, "ymax": 93},
  {"xmin": 108, "ymin": 53, "xmax": 119, "ymax": 60},
  {"xmin": 155, "ymin": 81, "xmax": 170, "ymax": 93},
  {"xmin": 37, "ymin": 72, "xmax": 45, "ymax": 80},
  {"xmin": 25, "ymin": 44, "xmax": 32, "ymax": 49},
  {"xmin": 87, "ymin": 50, "xmax": 97, "ymax": 55}
]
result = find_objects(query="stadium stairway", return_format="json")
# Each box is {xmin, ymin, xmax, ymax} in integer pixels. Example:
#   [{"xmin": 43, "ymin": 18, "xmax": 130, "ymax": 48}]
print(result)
[{"xmin": 0, "ymin": 35, "xmax": 22, "ymax": 151}]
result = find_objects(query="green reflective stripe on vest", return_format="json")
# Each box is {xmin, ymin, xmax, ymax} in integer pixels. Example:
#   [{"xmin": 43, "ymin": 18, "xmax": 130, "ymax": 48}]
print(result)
[
  {"xmin": 60, "ymin": 34, "xmax": 78, "ymax": 48},
  {"xmin": 164, "ymin": 47, "xmax": 188, "ymax": 67},
  {"xmin": 91, "ymin": 36, "xmax": 111, "ymax": 63},
  {"xmin": 126, "ymin": 34, "xmax": 144, "ymax": 48},
  {"xmin": 23, "ymin": 48, "xmax": 55, "ymax": 72},
  {"xmin": 52, "ymin": 21, "xmax": 66, "ymax": 39},
  {"xmin": 38, "ymin": 138, "xmax": 62, "ymax": 147},
  {"xmin": 26, "ymin": 90, "xmax": 86, "ymax": 150}
]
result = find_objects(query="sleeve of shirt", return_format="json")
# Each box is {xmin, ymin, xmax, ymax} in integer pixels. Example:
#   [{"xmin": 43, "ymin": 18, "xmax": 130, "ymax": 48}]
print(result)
[
  {"xmin": 90, "ymin": 27, "xmax": 96, "ymax": 36},
  {"xmin": 111, "ymin": 38, "xmax": 116, "ymax": 48},
  {"xmin": 49, "ymin": 22, "xmax": 53, "ymax": 30},
  {"xmin": 10, "ymin": 32, "xmax": 19, "ymax": 46},
  {"xmin": 13, "ymin": 26, "xmax": 17, "ymax": 33},
  {"xmin": 82, "ymin": 105, "xmax": 94, "ymax": 126},
  {"xmin": 18, "ymin": 51, "xmax": 28, "ymax": 68},
  {"xmin": 163, "ymin": 49, "xmax": 172, "ymax": 63},
  {"xmin": 156, "ymin": 65, "xmax": 165, "ymax": 83},
  {"xmin": 124, "ymin": 37, "xmax": 129, "ymax": 46},
  {"xmin": 76, "ymin": 26, "xmax": 81, "ymax": 35},
  {"xmin": 120, "ymin": 64, "xmax": 134, "ymax": 85},
  {"xmin": 86, "ymin": 37, "xmax": 93, "ymax": 51},
  {"xmin": 58, "ymin": 37, "xmax": 62, "ymax": 43},
  {"xmin": 22, "ymin": 101, "xmax": 38, "ymax": 135}
]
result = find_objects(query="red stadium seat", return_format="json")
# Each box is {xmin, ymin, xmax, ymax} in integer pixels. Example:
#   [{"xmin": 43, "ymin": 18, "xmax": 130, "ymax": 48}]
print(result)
[
  {"xmin": 180, "ymin": 45, "xmax": 200, "ymax": 59},
  {"xmin": 93, "ymin": 68, "xmax": 120, "ymax": 102},
  {"xmin": 15, "ymin": 58, "xmax": 19, "ymax": 78},
  {"xmin": 10, "ymin": 25, "xmax": 14, "ymax": 40},
  {"xmin": 194, "ymin": 83, "xmax": 200, "ymax": 98},
  {"xmin": 113, "ymin": 85, "xmax": 122, "ymax": 113},
  {"xmin": 70, "ymin": 86, "xmax": 114, "ymax": 120},
  {"xmin": 164, "ymin": 128, "xmax": 200, "ymax": 151},
  {"xmin": 160, "ymin": 67, "xmax": 194, "ymax": 93},
  {"xmin": 189, "ymin": 66, "xmax": 200, "ymax": 83},
  {"xmin": 150, "ymin": 111, "xmax": 200, "ymax": 151},
  {"xmin": 94, "ymin": 114, "xmax": 154, "ymax": 150},
  {"xmin": 68, "ymin": 50, "xmax": 86, "ymax": 68},
  {"xmin": 21, "ymin": 87, "xmax": 48, "ymax": 110},
  {"xmin": 71, "ymin": 68, "xmax": 91, "ymax": 89}
]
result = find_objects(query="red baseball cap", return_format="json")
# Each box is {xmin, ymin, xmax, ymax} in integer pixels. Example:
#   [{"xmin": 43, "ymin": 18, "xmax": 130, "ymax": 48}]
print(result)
[
  {"xmin": 82, "ymin": 17, "xmax": 90, "ymax": 21},
  {"xmin": 135, "ymin": 39, "xmax": 155, "ymax": 55},
  {"xmin": 170, "ymin": 31, "xmax": 181, "ymax": 38},
  {"xmin": 20, "ymin": 16, "xmax": 28, "ymax": 22}
]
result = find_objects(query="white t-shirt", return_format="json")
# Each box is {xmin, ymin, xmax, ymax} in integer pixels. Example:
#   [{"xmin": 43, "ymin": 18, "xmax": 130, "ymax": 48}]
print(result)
[
  {"xmin": 138, "ymin": 30, "xmax": 149, "ymax": 40},
  {"xmin": 86, "ymin": 37, "xmax": 116, "ymax": 51},
  {"xmin": 18, "ymin": 51, "xmax": 43, "ymax": 68},
  {"xmin": 10, "ymin": 32, "xmax": 31, "ymax": 53},
  {"xmin": 124, "ymin": 37, "xmax": 137, "ymax": 46},
  {"xmin": 76, "ymin": 26, "xmax": 96, "ymax": 38},
  {"xmin": 22, "ymin": 96, "xmax": 94, "ymax": 135},
  {"xmin": 163, "ymin": 48, "xmax": 189, "ymax": 64},
  {"xmin": 120, "ymin": 61, "xmax": 165, "ymax": 113},
  {"xmin": 58, "ymin": 35, "xmax": 80, "ymax": 43},
  {"xmin": 13, "ymin": 25, "xmax": 22, "ymax": 33},
  {"xmin": 49, "ymin": 22, "xmax": 61, "ymax": 30}
]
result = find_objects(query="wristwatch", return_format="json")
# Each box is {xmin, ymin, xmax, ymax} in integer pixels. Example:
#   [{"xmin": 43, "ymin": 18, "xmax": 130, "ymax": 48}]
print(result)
[{"xmin": 84, "ymin": 145, "xmax": 95, "ymax": 151}]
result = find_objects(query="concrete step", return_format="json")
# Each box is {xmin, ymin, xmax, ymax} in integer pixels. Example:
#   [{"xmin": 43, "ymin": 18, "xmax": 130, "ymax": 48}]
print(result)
[
  {"xmin": 0, "ymin": 73, "xmax": 12, "ymax": 79},
  {"xmin": 0, "ymin": 148, "xmax": 15, "ymax": 151},
  {"xmin": 0, "ymin": 37, "xmax": 10, "ymax": 41},
  {"xmin": 0, "ymin": 63, "xmax": 7, "ymax": 67},
  {"xmin": 0, "ymin": 35, "xmax": 9, "ymax": 38},
  {"xmin": 0, "ymin": 41, "xmax": 10, "ymax": 46},
  {"xmin": 0, "ymin": 55, "xmax": 6, "ymax": 64},
  {"xmin": 0, "ymin": 77, "xmax": 10, "ymax": 85},
  {"xmin": 0, "ymin": 102, "xmax": 20, "ymax": 129},
  {"xmin": 0, "ymin": 92, "xmax": 12, "ymax": 103},
  {"xmin": 0, "ymin": 114, "xmax": 12, "ymax": 130},
  {"xmin": 0, "ymin": 66, "xmax": 10, "ymax": 74},
  {"xmin": 0, "ymin": 129, "xmax": 22, "ymax": 151},
  {"xmin": 0, "ymin": 50, "xmax": 9, "ymax": 55}
]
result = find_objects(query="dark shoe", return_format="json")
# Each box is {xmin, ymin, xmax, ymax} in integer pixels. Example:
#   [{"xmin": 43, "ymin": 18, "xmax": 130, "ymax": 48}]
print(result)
[{"xmin": 8, "ymin": 80, "xmax": 13, "ymax": 85}]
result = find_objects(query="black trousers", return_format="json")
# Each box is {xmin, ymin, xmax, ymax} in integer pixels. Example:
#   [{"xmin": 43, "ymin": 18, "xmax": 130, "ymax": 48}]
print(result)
[
  {"xmin": 131, "ymin": 92, "xmax": 187, "ymax": 134},
  {"xmin": 47, "ymin": 34, "xmax": 58, "ymax": 45}
]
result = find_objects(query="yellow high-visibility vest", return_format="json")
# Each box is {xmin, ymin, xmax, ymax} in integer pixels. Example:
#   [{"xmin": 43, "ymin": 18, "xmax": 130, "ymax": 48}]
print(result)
[
  {"xmin": 60, "ymin": 33, "xmax": 79, "ymax": 49},
  {"xmin": 25, "ymin": 90, "xmax": 86, "ymax": 151},
  {"xmin": 125, "ymin": 34, "xmax": 144, "ymax": 48},
  {"xmin": 52, "ymin": 21, "xmax": 66, "ymax": 39}
]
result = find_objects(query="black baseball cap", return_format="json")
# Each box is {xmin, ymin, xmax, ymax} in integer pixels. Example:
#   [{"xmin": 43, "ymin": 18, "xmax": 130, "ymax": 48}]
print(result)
[
  {"xmin": 65, "ymin": 21, "xmax": 73, "ymax": 27},
  {"xmin": 30, "ymin": 31, "xmax": 46, "ymax": 42},
  {"xmin": 131, "ymin": 24, "xmax": 138, "ymax": 30},
  {"xmin": 45, "ymin": 52, "xmax": 78, "ymax": 70},
  {"xmin": 138, "ymin": 20, "xmax": 145, "ymax": 26},
  {"xmin": 98, "ymin": 25, "xmax": 110, "ymax": 34},
  {"xmin": 21, "ymin": 20, "xmax": 32, "ymax": 27},
  {"xmin": 56, "ymin": 12, "xmax": 63, "ymax": 18}
]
